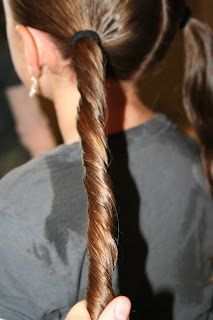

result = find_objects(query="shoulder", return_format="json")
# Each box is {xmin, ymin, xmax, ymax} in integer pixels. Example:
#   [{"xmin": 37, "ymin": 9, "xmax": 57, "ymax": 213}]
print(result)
[
  {"xmin": 0, "ymin": 148, "xmax": 50, "ymax": 213},
  {"xmin": 142, "ymin": 114, "xmax": 200, "ymax": 166},
  {"xmin": 120, "ymin": 115, "xmax": 213, "ymax": 221},
  {"xmin": 121, "ymin": 114, "xmax": 203, "ymax": 182},
  {"xmin": 154, "ymin": 120, "xmax": 210, "ymax": 196},
  {"xmin": 0, "ymin": 142, "xmax": 82, "ymax": 216}
]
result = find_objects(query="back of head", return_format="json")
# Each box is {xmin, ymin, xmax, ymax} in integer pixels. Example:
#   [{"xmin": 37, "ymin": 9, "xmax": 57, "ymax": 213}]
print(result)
[
  {"xmin": 8, "ymin": 0, "xmax": 213, "ymax": 319},
  {"xmin": 9, "ymin": 0, "xmax": 185, "ymax": 79}
]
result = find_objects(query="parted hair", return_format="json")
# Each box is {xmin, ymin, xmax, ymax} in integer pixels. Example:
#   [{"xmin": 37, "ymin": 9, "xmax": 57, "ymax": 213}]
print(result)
[{"xmin": 9, "ymin": 0, "xmax": 213, "ymax": 318}]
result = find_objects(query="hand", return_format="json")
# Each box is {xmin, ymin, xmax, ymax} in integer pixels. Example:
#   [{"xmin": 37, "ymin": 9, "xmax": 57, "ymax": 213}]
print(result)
[{"xmin": 65, "ymin": 296, "xmax": 131, "ymax": 320}]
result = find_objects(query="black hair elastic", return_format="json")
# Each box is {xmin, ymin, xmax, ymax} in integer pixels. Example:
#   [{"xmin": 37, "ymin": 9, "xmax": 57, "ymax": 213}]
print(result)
[
  {"xmin": 71, "ymin": 30, "xmax": 114, "ymax": 77},
  {"xmin": 71, "ymin": 30, "xmax": 102, "ymax": 48},
  {"xmin": 180, "ymin": 7, "xmax": 192, "ymax": 29}
]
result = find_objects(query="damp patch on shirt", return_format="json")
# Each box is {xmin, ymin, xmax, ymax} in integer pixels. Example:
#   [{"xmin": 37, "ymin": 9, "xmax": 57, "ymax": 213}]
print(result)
[
  {"xmin": 32, "ymin": 242, "xmax": 52, "ymax": 268},
  {"xmin": 44, "ymin": 157, "xmax": 87, "ymax": 264}
]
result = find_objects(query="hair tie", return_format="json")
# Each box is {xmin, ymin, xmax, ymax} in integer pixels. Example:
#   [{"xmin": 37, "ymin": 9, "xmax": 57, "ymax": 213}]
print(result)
[
  {"xmin": 71, "ymin": 30, "xmax": 114, "ymax": 77},
  {"xmin": 180, "ymin": 7, "xmax": 192, "ymax": 29},
  {"xmin": 71, "ymin": 30, "xmax": 102, "ymax": 48}
]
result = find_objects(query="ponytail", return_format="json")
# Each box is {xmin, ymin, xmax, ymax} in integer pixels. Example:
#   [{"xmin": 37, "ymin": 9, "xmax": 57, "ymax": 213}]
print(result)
[
  {"xmin": 71, "ymin": 38, "xmax": 118, "ymax": 320},
  {"xmin": 183, "ymin": 18, "xmax": 213, "ymax": 195}
]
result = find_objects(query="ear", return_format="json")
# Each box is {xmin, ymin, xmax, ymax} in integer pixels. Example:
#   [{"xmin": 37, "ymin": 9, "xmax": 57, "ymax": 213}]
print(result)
[{"xmin": 16, "ymin": 25, "xmax": 40, "ymax": 78}]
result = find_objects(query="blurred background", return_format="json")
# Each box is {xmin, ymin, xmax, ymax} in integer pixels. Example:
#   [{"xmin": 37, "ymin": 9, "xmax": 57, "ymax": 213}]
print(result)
[
  {"xmin": 0, "ymin": 0, "xmax": 29, "ymax": 177},
  {"xmin": 0, "ymin": 0, "xmax": 213, "ymax": 178}
]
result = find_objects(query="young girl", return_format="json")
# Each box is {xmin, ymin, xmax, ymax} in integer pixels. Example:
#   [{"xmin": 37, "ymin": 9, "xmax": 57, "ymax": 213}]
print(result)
[{"xmin": 1, "ymin": 0, "xmax": 213, "ymax": 319}]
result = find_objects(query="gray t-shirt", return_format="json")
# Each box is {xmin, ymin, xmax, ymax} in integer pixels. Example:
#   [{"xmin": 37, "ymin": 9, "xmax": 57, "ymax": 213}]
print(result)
[{"xmin": 0, "ymin": 113, "xmax": 213, "ymax": 320}]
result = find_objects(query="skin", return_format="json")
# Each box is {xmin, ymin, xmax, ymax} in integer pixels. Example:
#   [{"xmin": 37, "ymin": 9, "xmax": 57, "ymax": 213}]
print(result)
[{"xmin": 65, "ymin": 297, "xmax": 131, "ymax": 320}]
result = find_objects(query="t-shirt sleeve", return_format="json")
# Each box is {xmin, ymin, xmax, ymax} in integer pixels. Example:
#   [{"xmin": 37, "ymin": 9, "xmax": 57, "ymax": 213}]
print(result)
[
  {"xmin": 0, "ymin": 208, "xmax": 34, "ymax": 319},
  {"xmin": 0, "ymin": 207, "xmax": 75, "ymax": 320}
]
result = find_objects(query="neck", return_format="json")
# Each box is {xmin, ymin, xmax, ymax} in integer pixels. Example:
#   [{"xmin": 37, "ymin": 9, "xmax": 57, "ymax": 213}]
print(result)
[
  {"xmin": 52, "ymin": 79, "xmax": 154, "ymax": 145},
  {"xmin": 106, "ymin": 80, "xmax": 154, "ymax": 136}
]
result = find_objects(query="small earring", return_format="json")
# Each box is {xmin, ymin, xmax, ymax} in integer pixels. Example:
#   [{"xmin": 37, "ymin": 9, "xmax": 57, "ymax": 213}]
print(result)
[{"xmin": 29, "ymin": 76, "xmax": 38, "ymax": 98}]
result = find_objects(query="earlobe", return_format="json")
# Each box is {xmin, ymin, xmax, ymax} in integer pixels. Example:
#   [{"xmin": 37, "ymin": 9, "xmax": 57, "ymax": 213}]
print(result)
[{"xmin": 16, "ymin": 24, "xmax": 40, "ymax": 78}]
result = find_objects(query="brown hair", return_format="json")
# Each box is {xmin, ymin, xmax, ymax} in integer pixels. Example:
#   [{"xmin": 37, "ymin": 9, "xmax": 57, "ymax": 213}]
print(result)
[
  {"xmin": 8, "ymin": 0, "xmax": 213, "ymax": 318},
  {"xmin": 183, "ymin": 18, "xmax": 213, "ymax": 196}
]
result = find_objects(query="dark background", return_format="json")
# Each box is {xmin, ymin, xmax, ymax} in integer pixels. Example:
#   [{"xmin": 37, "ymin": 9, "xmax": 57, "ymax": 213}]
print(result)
[{"xmin": 0, "ymin": 0, "xmax": 30, "ymax": 177}]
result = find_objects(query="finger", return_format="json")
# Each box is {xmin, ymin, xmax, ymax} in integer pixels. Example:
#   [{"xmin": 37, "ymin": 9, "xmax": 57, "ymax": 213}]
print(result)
[
  {"xmin": 65, "ymin": 300, "xmax": 89, "ymax": 320},
  {"xmin": 65, "ymin": 296, "xmax": 131, "ymax": 320},
  {"xmin": 99, "ymin": 296, "xmax": 131, "ymax": 320}
]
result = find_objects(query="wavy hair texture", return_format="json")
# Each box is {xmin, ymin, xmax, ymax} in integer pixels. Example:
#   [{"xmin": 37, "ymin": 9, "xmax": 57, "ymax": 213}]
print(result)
[
  {"xmin": 8, "ymin": 0, "xmax": 213, "ymax": 318},
  {"xmin": 183, "ymin": 19, "xmax": 213, "ymax": 196},
  {"xmin": 72, "ymin": 39, "xmax": 118, "ymax": 318}
]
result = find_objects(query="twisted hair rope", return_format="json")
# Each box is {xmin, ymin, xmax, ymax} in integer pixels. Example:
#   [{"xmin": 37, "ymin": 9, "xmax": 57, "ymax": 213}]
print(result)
[{"xmin": 72, "ymin": 38, "xmax": 118, "ymax": 320}]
